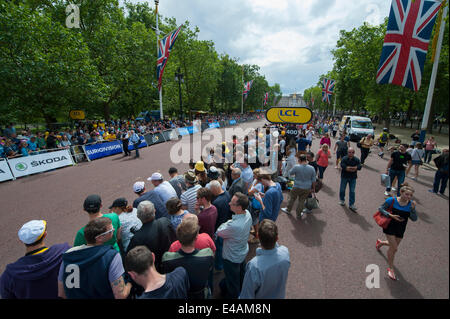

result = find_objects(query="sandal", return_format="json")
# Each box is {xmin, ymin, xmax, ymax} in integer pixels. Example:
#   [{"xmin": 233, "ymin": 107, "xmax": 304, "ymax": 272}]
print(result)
[
  {"xmin": 376, "ymin": 239, "xmax": 382, "ymax": 251},
  {"xmin": 387, "ymin": 268, "xmax": 397, "ymax": 281}
]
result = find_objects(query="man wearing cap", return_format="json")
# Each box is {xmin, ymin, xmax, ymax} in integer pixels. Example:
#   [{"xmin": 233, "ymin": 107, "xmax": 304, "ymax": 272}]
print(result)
[
  {"xmin": 181, "ymin": 170, "xmax": 203, "ymax": 214},
  {"xmin": 58, "ymin": 217, "xmax": 132, "ymax": 299},
  {"xmin": 73, "ymin": 195, "xmax": 122, "ymax": 253},
  {"xmin": 132, "ymin": 181, "xmax": 169, "ymax": 219},
  {"xmin": 149, "ymin": 172, "xmax": 178, "ymax": 204},
  {"xmin": 0, "ymin": 220, "xmax": 70, "ymax": 299}
]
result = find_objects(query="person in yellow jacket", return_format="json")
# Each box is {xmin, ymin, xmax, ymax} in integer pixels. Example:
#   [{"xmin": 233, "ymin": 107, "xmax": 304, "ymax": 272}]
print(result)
[{"xmin": 377, "ymin": 128, "xmax": 389, "ymax": 158}]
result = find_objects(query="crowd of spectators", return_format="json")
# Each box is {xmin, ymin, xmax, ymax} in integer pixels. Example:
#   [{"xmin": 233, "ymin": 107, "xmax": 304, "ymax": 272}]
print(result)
[{"xmin": 0, "ymin": 113, "xmax": 259, "ymax": 159}]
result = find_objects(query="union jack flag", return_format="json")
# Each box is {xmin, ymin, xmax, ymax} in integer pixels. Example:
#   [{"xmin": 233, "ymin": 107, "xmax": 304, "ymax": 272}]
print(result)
[
  {"xmin": 376, "ymin": 0, "xmax": 442, "ymax": 91},
  {"xmin": 243, "ymin": 80, "xmax": 253, "ymax": 100},
  {"xmin": 321, "ymin": 78, "xmax": 335, "ymax": 103},
  {"xmin": 157, "ymin": 25, "xmax": 183, "ymax": 90},
  {"xmin": 263, "ymin": 92, "xmax": 269, "ymax": 106}
]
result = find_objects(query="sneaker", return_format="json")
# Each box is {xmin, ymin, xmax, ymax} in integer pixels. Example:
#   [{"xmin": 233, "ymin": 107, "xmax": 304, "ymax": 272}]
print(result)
[
  {"xmin": 302, "ymin": 208, "xmax": 312, "ymax": 214},
  {"xmin": 281, "ymin": 208, "xmax": 292, "ymax": 215},
  {"xmin": 411, "ymin": 177, "xmax": 417, "ymax": 181},
  {"xmin": 428, "ymin": 189, "xmax": 437, "ymax": 194},
  {"xmin": 349, "ymin": 205, "xmax": 358, "ymax": 211},
  {"xmin": 296, "ymin": 212, "xmax": 304, "ymax": 219},
  {"xmin": 338, "ymin": 200, "xmax": 345, "ymax": 206},
  {"xmin": 384, "ymin": 191, "xmax": 390, "ymax": 196},
  {"xmin": 387, "ymin": 268, "xmax": 397, "ymax": 281},
  {"xmin": 376, "ymin": 239, "xmax": 382, "ymax": 251},
  {"xmin": 391, "ymin": 187, "xmax": 396, "ymax": 192}
]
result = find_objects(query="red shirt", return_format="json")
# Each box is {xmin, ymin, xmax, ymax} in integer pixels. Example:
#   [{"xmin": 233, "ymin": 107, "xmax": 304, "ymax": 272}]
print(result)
[
  {"xmin": 197, "ymin": 205, "xmax": 218, "ymax": 239},
  {"xmin": 168, "ymin": 233, "xmax": 216, "ymax": 253}
]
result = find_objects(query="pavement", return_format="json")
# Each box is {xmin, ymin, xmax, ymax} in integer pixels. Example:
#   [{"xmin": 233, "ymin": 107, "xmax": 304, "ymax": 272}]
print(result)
[{"xmin": 0, "ymin": 119, "xmax": 448, "ymax": 299}]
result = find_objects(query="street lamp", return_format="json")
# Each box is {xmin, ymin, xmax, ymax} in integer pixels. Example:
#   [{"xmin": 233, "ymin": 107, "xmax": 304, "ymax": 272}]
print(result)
[{"xmin": 175, "ymin": 67, "xmax": 184, "ymax": 121}]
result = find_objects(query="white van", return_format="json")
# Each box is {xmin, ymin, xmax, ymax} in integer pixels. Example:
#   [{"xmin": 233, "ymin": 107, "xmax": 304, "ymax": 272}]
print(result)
[{"xmin": 339, "ymin": 116, "xmax": 375, "ymax": 142}]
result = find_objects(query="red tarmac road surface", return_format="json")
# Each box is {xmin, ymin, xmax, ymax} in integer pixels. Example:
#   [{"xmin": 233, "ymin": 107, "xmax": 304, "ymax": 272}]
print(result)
[{"xmin": 0, "ymin": 119, "xmax": 448, "ymax": 299}]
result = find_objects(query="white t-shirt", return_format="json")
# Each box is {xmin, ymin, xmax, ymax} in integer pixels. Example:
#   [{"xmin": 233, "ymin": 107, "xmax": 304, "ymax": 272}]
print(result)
[{"xmin": 154, "ymin": 181, "xmax": 178, "ymax": 204}]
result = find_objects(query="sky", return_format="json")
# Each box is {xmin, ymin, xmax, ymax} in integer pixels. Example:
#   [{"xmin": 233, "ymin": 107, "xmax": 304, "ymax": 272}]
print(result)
[{"xmin": 127, "ymin": 0, "xmax": 392, "ymax": 95}]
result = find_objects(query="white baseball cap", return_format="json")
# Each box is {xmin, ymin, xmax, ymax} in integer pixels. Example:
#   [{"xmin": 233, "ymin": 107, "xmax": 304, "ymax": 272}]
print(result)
[
  {"xmin": 18, "ymin": 220, "xmax": 47, "ymax": 245},
  {"xmin": 133, "ymin": 181, "xmax": 145, "ymax": 193},
  {"xmin": 148, "ymin": 172, "xmax": 163, "ymax": 181}
]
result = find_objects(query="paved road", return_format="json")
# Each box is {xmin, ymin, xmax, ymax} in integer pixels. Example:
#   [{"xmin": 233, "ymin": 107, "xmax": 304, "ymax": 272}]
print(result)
[{"xmin": 0, "ymin": 119, "xmax": 448, "ymax": 299}]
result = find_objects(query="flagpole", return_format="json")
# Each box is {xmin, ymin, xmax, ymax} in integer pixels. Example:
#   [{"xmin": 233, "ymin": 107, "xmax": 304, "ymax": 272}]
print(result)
[
  {"xmin": 241, "ymin": 65, "xmax": 244, "ymax": 114},
  {"xmin": 419, "ymin": 3, "xmax": 447, "ymax": 142},
  {"xmin": 155, "ymin": 0, "xmax": 163, "ymax": 120}
]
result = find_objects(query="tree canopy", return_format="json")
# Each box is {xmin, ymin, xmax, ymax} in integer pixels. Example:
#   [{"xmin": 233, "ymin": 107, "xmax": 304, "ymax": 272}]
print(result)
[{"xmin": 0, "ymin": 0, "xmax": 281, "ymax": 125}]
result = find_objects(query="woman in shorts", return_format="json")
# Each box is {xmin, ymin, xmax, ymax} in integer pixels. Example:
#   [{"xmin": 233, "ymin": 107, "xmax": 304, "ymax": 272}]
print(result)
[{"xmin": 375, "ymin": 184, "xmax": 417, "ymax": 281}]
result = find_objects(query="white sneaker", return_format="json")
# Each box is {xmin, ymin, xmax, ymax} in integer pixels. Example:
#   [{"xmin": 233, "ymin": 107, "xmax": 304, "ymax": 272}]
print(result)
[
  {"xmin": 384, "ymin": 191, "xmax": 390, "ymax": 196},
  {"xmin": 391, "ymin": 187, "xmax": 396, "ymax": 192},
  {"xmin": 349, "ymin": 205, "xmax": 358, "ymax": 211},
  {"xmin": 281, "ymin": 208, "xmax": 291, "ymax": 215},
  {"xmin": 339, "ymin": 200, "xmax": 345, "ymax": 206},
  {"xmin": 303, "ymin": 208, "xmax": 312, "ymax": 214}
]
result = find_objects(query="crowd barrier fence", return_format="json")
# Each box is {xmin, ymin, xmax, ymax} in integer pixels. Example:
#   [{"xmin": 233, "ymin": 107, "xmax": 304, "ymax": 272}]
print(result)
[{"xmin": 1, "ymin": 116, "xmax": 263, "ymax": 182}]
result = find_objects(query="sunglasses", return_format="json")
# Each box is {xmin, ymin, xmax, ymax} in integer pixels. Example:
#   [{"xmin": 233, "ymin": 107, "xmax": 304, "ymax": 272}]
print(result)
[{"xmin": 95, "ymin": 228, "xmax": 114, "ymax": 239}]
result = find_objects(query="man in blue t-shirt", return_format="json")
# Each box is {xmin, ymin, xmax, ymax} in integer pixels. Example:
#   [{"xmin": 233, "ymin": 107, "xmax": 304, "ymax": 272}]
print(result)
[
  {"xmin": 125, "ymin": 245, "xmax": 189, "ymax": 299},
  {"xmin": 296, "ymin": 134, "xmax": 311, "ymax": 152}
]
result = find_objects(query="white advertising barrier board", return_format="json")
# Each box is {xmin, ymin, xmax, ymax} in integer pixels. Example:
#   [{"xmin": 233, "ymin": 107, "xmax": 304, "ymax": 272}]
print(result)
[
  {"xmin": 8, "ymin": 149, "xmax": 74, "ymax": 178},
  {"xmin": 0, "ymin": 159, "xmax": 14, "ymax": 182}
]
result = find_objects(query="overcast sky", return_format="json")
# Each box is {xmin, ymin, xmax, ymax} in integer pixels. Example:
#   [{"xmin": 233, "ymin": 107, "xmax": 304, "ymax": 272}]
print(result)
[{"xmin": 128, "ymin": 0, "xmax": 391, "ymax": 95}]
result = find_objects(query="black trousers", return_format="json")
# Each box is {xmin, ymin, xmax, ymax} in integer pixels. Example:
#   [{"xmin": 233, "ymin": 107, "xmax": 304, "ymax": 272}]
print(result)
[
  {"xmin": 360, "ymin": 147, "xmax": 370, "ymax": 164},
  {"xmin": 123, "ymin": 139, "xmax": 130, "ymax": 155}
]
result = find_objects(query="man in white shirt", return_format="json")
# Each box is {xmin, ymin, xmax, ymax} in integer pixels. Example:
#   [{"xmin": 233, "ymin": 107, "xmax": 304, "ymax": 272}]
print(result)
[{"xmin": 148, "ymin": 172, "xmax": 178, "ymax": 204}]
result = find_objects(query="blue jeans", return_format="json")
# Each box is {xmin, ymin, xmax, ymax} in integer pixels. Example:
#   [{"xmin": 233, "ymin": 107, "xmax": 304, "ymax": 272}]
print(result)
[
  {"xmin": 214, "ymin": 237, "xmax": 223, "ymax": 271},
  {"xmin": 318, "ymin": 165, "xmax": 327, "ymax": 179},
  {"xmin": 340, "ymin": 177, "xmax": 356, "ymax": 206},
  {"xmin": 219, "ymin": 259, "xmax": 246, "ymax": 299},
  {"xmin": 386, "ymin": 169, "xmax": 405, "ymax": 196},
  {"xmin": 433, "ymin": 170, "xmax": 448, "ymax": 194}
]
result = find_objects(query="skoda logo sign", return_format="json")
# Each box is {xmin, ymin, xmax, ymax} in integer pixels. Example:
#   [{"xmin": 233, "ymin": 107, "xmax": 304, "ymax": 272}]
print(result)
[{"xmin": 15, "ymin": 162, "xmax": 28, "ymax": 171}]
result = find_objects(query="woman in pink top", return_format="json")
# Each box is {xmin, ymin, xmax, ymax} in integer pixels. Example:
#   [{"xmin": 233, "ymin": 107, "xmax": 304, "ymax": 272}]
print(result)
[
  {"xmin": 320, "ymin": 133, "xmax": 331, "ymax": 148},
  {"xmin": 316, "ymin": 144, "xmax": 332, "ymax": 180},
  {"xmin": 424, "ymin": 136, "xmax": 437, "ymax": 164}
]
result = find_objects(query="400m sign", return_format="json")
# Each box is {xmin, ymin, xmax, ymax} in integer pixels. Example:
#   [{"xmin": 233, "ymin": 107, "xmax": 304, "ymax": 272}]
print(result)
[{"xmin": 265, "ymin": 107, "xmax": 312, "ymax": 124}]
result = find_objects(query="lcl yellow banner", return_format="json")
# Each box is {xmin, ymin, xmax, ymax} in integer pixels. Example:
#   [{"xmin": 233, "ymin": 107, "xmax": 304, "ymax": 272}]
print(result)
[
  {"xmin": 265, "ymin": 107, "xmax": 312, "ymax": 124},
  {"xmin": 69, "ymin": 110, "xmax": 85, "ymax": 120}
]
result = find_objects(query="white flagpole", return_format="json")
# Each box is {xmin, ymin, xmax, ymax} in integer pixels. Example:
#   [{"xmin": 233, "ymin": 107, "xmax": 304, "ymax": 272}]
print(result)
[
  {"xmin": 241, "ymin": 66, "xmax": 244, "ymax": 114},
  {"xmin": 420, "ymin": 3, "xmax": 447, "ymax": 142},
  {"xmin": 155, "ymin": 1, "xmax": 163, "ymax": 120}
]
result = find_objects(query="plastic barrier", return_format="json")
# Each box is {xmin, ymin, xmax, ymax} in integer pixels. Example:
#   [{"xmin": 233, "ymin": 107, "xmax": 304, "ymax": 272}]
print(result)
[
  {"xmin": 84, "ymin": 140, "xmax": 123, "ymax": 161},
  {"xmin": 0, "ymin": 158, "xmax": 14, "ymax": 182},
  {"xmin": 7, "ymin": 149, "xmax": 74, "ymax": 178},
  {"xmin": 161, "ymin": 129, "xmax": 179, "ymax": 142},
  {"xmin": 144, "ymin": 132, "xmax": 166, "ymax": 146},
  {"xmin": 208, "ymin": 122, "xmax": 220, "ymax": 129},
  {"xmin": 229, "ymin": 120, "xmax": 237, "ymax": 125}
]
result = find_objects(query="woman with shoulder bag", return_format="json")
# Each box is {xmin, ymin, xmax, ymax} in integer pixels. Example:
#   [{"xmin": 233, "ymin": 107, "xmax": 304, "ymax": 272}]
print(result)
[
  {"xmin": 375, "ymin": 183, "xmax": 418, "ymax": 281},
  {"xmin": 359, "ymin": 134, "xmax": 374, "ymax": 165}
]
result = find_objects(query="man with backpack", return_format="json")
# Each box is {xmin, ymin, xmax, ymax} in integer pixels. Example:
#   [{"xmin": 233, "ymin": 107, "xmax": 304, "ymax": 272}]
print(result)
[{"xmin": 378, "ymin": 128, "xmax": 389, "ymax": 158}]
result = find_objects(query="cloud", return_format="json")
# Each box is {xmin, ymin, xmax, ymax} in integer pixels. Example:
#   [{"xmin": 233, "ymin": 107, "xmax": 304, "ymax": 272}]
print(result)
[{"xmin": 126, "ymin": 0, "xmax": 391, "ymax": 94}]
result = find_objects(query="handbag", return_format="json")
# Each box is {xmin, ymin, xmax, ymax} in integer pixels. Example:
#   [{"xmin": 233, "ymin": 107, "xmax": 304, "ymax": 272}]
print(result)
[
  {"xmin": 380, "ymin": 174, "xmax": 391, "ymax": 188},
  {"xmin": 314, "ymin": 179, "xmax": 323, "ymax": 193},
  {"xmin": 373, "ymin": 197, "xmax": 395, "ymax": 229},
  {"xmin": 305, "ymin": 193, "xmax": 319, "ymax": 210}
]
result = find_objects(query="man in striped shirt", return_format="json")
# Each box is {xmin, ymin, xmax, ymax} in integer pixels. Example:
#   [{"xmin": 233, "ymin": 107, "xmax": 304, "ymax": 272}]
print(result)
[{"xmin": 181, "ymin": 170, "xmax": 202, "ymax": 214}]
